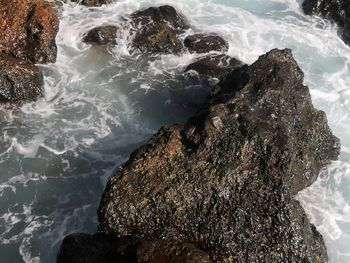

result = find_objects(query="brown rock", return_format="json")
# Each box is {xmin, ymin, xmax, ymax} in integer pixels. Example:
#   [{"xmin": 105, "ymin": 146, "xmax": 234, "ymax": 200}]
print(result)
[
  {"xmin": 0, "ymin": 54, "xmax": 44, "ymax": 103},
  {"xmin": 0, "ymin": 0, "xmax": 59, "ymax": 64}
]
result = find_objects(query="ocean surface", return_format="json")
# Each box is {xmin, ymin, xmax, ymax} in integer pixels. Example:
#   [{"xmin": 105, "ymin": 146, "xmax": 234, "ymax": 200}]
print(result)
[{"xmin": 0, "ymin": 0, "xmax": 349, "ymax": 262}]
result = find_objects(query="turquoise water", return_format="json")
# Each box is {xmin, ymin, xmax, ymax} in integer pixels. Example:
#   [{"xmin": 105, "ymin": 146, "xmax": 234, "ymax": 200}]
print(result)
[{"xmin": 0, "ymin": 0, "xmax": 349, "ymax": 262}]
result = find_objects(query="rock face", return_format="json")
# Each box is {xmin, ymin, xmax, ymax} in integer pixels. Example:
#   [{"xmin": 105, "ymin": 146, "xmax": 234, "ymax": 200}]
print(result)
[
  {"xmin": 57, "ymin": 233, "xmax": 213, "ymax": 263},
  {"xmin": 0, "ymin": 0, "xmax": 58, "ymax": 104},
  {"xmin": 302, "ymin": 0, "xmax": 350, "ymax": 45},
  {"xmin": 95, "ymin": 49, "xmax": 339, "ymax": 262},
  {"xmin": 130, "ymin": 6, "xmax": 189, "ymax": 54},
  {"xmin": 184, "ymin": 34, "xmax": 229, "ymax": 53},
  {"xmin": 185, "ymin": 54, "xmax": 244, "ymax": 79},
  {"xmin": 0, "ymin": 0, "xmax": 59, "ymax": 64},
  {"xmin": 0, "ymin": 54, "xmax": 44, "ymax": 103},
  {"xmin": 83, "ymin": 26, "xmax": 118, "ymax": 45}
]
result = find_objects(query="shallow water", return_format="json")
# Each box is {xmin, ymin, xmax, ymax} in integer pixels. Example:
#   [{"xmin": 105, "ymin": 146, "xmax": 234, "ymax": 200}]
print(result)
[{"xmin": 0, "ymin": 0, "xmax": 349, "ymax": 262}]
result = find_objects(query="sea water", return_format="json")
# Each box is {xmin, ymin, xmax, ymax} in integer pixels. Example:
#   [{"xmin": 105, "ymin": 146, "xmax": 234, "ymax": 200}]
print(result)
[{"xmin": 0, "ymin": 0, "xmax": 349, "ymax": 262}]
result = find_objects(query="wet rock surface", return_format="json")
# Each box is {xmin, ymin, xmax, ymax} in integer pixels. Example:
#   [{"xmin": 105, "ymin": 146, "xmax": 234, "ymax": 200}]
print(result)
[
  {"xmin": 0, "ymin": 54, "xmax": 44, "ymax": 103},
  {"xmin": 184, "ymin": 34, "xmax": 229, "ymax": 53},
  {"xmin": 94, "ymin": 49, "xmax": 339, "ymax": 262},
  {"xmin": 130, "ymin": 5, "xmax": 189, "ymax": 54},
  {"xmin": 83, "ymin": 26, "xmax": 118, "ymax": 45},
  {"xmin": 185, "ymin": 54, "xmax": 244, "ymax": 79},
  {"xmin": 302, "ymin": 0, "xmax": 350, "ymax": 45},
  {"xmin": 0, "ymin": 0, "xmax": 59, "ymax": 64},
  {"xmin": 57, "ymin": 233, "xmax": 213, "ymax": 263}
]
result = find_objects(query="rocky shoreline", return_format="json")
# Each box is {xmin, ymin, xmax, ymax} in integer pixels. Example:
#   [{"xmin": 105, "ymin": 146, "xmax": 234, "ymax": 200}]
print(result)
[
  {"xmin": 0, "ymin": 0, "xmax": 344, "ymax": 262},
  {"xmin": 58, "ymin": 48, "xmax": 340, "ymax": 262}
]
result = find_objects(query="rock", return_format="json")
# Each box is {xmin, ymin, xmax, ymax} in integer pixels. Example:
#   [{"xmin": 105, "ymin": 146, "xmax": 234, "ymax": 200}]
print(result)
[
  {"xmin": 130, "ymin": 5, "xmax": 189, "ymax": 54},
  {"xmin": 184, "ymin": 34, "xmax": 229, "ymax": 53},
  {"xmin": 0, "ymin": 54, "xmax": 44, "ymax": 103},
  {"xmin": 130, "ymin": 5, "xmax": 189, "ymax": 30},
  {"xmin": 185, "ymin": 54, "xmax": 244, "ymax": 79},
  {"xmin": 302, "ymin": 0, "xmax": 350, "ymax": 45},
  {"xmin": 68, "ymin": 0, "xmax": 114, "ymax": 6},
  {"xmin": 57, "ymin": 233, "xmax": 213, "ymax": 263},
  {"xmin": 80, "ymin": 0, "xmax": 113, "ymax": 6},
  {"xmin": 83, "ymin": 26, "xmax": 118, "ymax": 45},
  {"xmin": 0, "ymin": 0, "xmax": 59, "ymax": 64},
  {"xmin": 132, "ymin": 22, "xmax": 184, "ymax": 54},
  {"xmin": 96, "ymin": 49, "xmax": 340, "ymax": 262}
]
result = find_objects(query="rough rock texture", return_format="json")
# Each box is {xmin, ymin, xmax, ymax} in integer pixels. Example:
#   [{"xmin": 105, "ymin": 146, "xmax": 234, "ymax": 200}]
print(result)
[
  {"xmin": 184, "ymin": 34, "xmax": 229, "ymax": 53},
  {"xmin": 96, "ymin": 49, "xmax": 340, "ymax": 262},
  {"xmin": 130, "ymin": 5, "xmax": 189, "ymax": 54},
  {"xmin": 0, "ymin": 54, "xmax": 44, "ymax": 103},
  {"xmin": 0, "ymin": 0, "xmax": 59, "ymax": 64},
  {"xmin": 302, "ymin": 0, "xmax": 350, "ymax": 45},
  {"xmin": 57, "ymin": 233, "xmax": 213, "ymax": 263},
  {"xmin": 83, "ymin": 26, "xmax": 118, "ymax": 45},
  {"xmin": 185, "ymin": 54, "xmax": 244, "ymax": 79}
]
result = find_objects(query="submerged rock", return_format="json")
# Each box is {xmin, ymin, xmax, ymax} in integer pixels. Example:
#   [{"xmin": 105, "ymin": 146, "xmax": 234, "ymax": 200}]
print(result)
[
  {"xmin": 57, "ymin": 233, "xmax": 212, "ymax": 263},
  {"xmin": 95, "ymin": 49, "xmax": 339, "ymax": 262},
  {"xmin": 0, "ymin": 54, "xmax": 44, "ymax": 103},
  {"xmin": 302, "ymin": 0, "xmax": 350, "ymax": 45},
  {"xmin": 130, "ymin": 5, "xmax": 189, "ymax": 54},
  {"xmin": 83, "ymin": 26, "xmax": 118, "ymax": 45},
  {"xmin": 0, "ymin": 0, "xmax": 59, "ymax": 64},
  {"xmin": 184, "ymin": 34, "xmax": 229, "ymax": 53},
  {"xmin": 185, "ymin": 54, "xmax": 244, "ymax": 79}
]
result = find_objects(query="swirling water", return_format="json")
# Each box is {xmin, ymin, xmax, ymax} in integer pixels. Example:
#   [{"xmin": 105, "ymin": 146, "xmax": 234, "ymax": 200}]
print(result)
[{"xmin": 0, "ymin": 0, "xmax": 349, "ymax": 262}]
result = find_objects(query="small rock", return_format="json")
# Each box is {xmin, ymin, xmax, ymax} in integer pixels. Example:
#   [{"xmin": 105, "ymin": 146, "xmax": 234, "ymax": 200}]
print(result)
[
  {"xmin": 130, "ymin": 5, "xmax": 189, "ymax": 30},
  {"xmin": 0, "ymin": 54, "xmax": 44, "ymax": 103},
  {"xmin": 185, "ymin": 54, "xmax": 244, "ymax": 79},
  {"xmin": 70, "ymin": 0, "xmax": 114, "ymax": 6},
  {"xmin": 184, "ymin": 34, "xmax": 229, "ymax": 53},
  {"xmin": 130, "ymin": 5, "xmax": 189, "ymax": 54},
  {"xmin": 133, "ymin": 22, "xmax": 184, "ymax": 54},
  {"xmin": 83, "ymin": 26, "xmax": 118, "ymax": 45}
]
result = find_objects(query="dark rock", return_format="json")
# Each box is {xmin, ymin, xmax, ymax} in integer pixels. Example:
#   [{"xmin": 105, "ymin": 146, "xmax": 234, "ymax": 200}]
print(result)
[
  {"xmin": 83, "ymin": 26, "xmax": 118, "ymax": 45},
  {"xmin": 69, "ymin": 0, "xmax": 114, "ymax": 6},
  {"xmin": 185, "ymin": 54, "xmax": 244, "ymax": 79},
  {"xmin": 130, "ymin": 5, "xmax": 189, "ymax": 30},
  {"xmin": 0, "ymin": 54, "xmax": 44, "ymax": 103},
  {"xmin": 184, "ymin": 34, "xmax": 229, "ymax": 53},
  {"xmin": 130, "ymin": 6, "xmax": 189, "ymax": 54},
  {"xmin": 132, "ymin": 22, "xmax": 184, "ymax": 54},
  {"xmin": 57, "ymin": 233, "xmax": 213, "ymax": 263},
  {"xmin": 302, "ymin": 0, "xmax": 350, "ymax": 45},
  {"xmin": 97, "ymin": 49, "xmax": 339, "ymax": 262},
  {"xmin": 0, "ymin": 0, "xmax": 59, "ymax": 64}
]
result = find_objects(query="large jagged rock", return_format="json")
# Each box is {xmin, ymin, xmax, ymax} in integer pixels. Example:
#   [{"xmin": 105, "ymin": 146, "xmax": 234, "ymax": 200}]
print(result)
[
  {"xmin": 185, "ymin": 54, "xmax": 244, "ymax": 79},
  {"xmin": 130, "ymin": 5, "xmax": 189, "ymax": 54},
  {"xmin": 95, "ymin": 49, "xmax": 339, "ymax": 262},
  {"xmin": 57, "ymin": 233, "xmax": 213, "ymax": 263},
  {"xmin": 302, "ymin": 0, "xmax": 350, "ymax": 45},
  {"xmin": 184, "ymin": 34, "xmax": 229, "ymax": 53},
  {"xmin": 0, "ymin": 0, "xmax": 59, "ymax": 64},
  {"xmin": 0, "ymin": 54, "xmax": 44, "ymax": 103}
]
